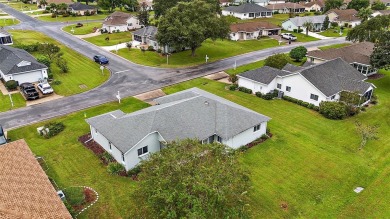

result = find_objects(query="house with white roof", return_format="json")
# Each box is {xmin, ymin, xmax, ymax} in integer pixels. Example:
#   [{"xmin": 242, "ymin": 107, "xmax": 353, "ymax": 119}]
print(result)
[
  {"xmin": 282, "ymin": 15, "xmax": 327, "ymax": 31},
  {"xmin": 238, "ymin": 58, "xmax": 375, "ymax": 106},
  {"xmin": 222, "ymin": 3, "xmax": 273, "ymax": 19},
  {"xmin": 86, "ymin": 88, "xmax": 271, "ymax": 170}
]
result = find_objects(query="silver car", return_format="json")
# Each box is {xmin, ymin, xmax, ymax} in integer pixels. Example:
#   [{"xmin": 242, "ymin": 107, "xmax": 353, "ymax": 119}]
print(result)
[{"xmin": 38, "ymin": 82, "xmax": 54, "ymax": 95}]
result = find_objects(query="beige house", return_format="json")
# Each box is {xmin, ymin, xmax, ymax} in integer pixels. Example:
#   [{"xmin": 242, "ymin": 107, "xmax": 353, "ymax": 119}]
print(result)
[
  {"xmin": 326, "ymin": 9, "xmax": 361, "ymax": 27},
  {"xmin": 302, "ymin": 0, "xmax": 325, "ymax": 11},
  {"xmin": 102, "ymin": 11, "xmax": 142, "ymax": 33},
  {"xmin": 265, "ymin": 3, "xmax": 305, "ymax": 13},
  {"xmin": 36, "ymin": 0, "xmax": 72, "ymax": 8},
  {"xmin": 229, "ymin": 22, "xmax": 281, "ymax": 40}
]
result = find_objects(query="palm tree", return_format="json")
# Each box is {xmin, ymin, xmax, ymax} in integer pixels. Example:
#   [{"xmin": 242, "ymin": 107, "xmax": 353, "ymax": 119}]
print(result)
[
  {"xmin": 302, "ymin": 21, "xmax": 314, "ymax": 36},
  {"xmin": 358, "ymin": 7, "xmax": 372, "ymax": 22}
]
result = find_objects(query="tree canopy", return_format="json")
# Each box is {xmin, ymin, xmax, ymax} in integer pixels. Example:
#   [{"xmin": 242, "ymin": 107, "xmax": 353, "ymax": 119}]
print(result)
[
  {"xmin": 98, "ymin": 0, "xmax": 122, "ymax": 12},
  {"xmin": 289, "ymin": 46, "xmax": 308, "ymax": 62},
  {"xmin": 370, "ymin": 31, "xmax": 390, "ymax": 69},
  {"xmin": 346, "ymin": 15, "xmax": 390, "ymax": 42},
  {"xmin": 324, "ymin": 0, "xmax": 343, "ymax": 11},
  {"xmin": 347, "ymin": 0, "xmax": 369, "ymax": 11},
  {"xmin": 357, "ymin": 7, "xmax": 372, "ymax": 22},
  {"xmin": 131, "ymin": 139, "xmax": 250, "ymax": 218},
  {"xmin": 264, "ymin": 53, "xmax": 289, "ymax": 69},
  {"xmin": 153, "ymin": 0, "xmax": 220, "ymax": 17},
  {"xmin": 371, "ymin": 0, "xmax": 387, "ymax": 10},
  {"xmin": 156, "ymin": 0, "xmax": 230, "ymax": 56}
]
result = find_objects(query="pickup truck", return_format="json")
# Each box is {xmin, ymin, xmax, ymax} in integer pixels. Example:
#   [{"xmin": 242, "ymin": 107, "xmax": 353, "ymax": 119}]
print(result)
[
  {"xmin": 20, "ymin": 83, "xmax": 39, "ymax": 100},
  {"xmin": 281, "ymin": 33, "xmax": 297, "ymax": 41}
]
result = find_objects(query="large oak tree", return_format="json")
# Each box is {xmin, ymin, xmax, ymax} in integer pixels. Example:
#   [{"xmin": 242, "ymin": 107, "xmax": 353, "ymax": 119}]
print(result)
[{"xmin": 156, "ymin": 0, "xmax": 230, "ymax": 57}]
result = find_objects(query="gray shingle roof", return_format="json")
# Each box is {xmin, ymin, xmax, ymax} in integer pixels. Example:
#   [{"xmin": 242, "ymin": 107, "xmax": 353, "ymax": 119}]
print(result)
[
  {"xmin": 68, "ymin": 2, "xmax": 96, "ymax": 11},
  {"xmin": 224, "ymin": 3, "xmax": 272, "ymax": 13},
  {"xmin": 287, "ymin": 15, "xmax": 326, "ymax": 26},
  {"xmin": 132, "ymin": 26, "xmax": 158, "ymax": 41},
  {"xmin": 299, "ymin": 58, "xmax": 371, "ymax": 96},
  {"xmin": 86, "ymin": 88, "xmax": 270, "ymax": 153},
  {"xmin": 282, "ymin": 63, "xmax": 304, "ymax": 72},
  {"xmin": 0, "ymin": 45, "xmax": 47, "ymax": 75},
  {"xmin": 238, "ymin": 66, "xmax": 293, "ymax": 84}
]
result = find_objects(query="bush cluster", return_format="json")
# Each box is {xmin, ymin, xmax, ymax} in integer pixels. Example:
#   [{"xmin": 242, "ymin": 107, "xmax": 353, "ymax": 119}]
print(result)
[
  {"xmin": 282, "ymin": 95, "xmax": 319, "ymax": 111},
  {"xmin": 238, "ymin": 86, "xmax": 252, "ymax": 94},
  {"xmin": 5, "ymin": 80, "xmax": 18, "ymax": 90},
  {"xmin": 229, "ymin": 84, "xmax": 238, "ymax": 91},
  {"xmin": 43, "ymin": 122, "xmax": 65, "ymax": 138},
  {"xmin": 107, "ymin": 162, "xmax": 125, "ymax": 175},
  {"xmin": 319, "ymin": 101, "xmax": 348, "ymax": 120},
  {"xmin": 127, "ymin": 165, "xmax": 142, "ymax": 176},
  {"xmin": 255, "ymin": 90, "xmax": 278, "ymax": 100},
  {"xmin": 14, "ymin": 43, "xmax": 40, "ymax": 52}
]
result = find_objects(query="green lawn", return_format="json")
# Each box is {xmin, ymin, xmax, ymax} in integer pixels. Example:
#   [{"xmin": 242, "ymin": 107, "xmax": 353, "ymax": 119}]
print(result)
[
  {"xmin": 117, "ymin": 37, "xmax": 281, "ymax": 68},
  {"xmin": 9, "ymin": 30, "xmax": 109, "ymax": 96},
  {"xmin": 84, "ymin": 32, "xmax": 132, "ymax": 46},
  {"xmin": 0, "ymin": 93, "xmax": 25, "ymax": 113},
  {"xmin": 318, "ymin": 43, "xmax": 352, "ymax": 50},
  {"xmin": 37, "ymin": 14, "xmax": 107, "ymax": 22},
  {"xmin": 0, "ymin": 17, "xmax": 19, "ymax": 26},
  {"xmin": 63, "ymin": 22, "xmax": 102, "ymax": 35},
  {"xmin": 319, "ymin": 27, "xmax": 350, "ymax": 37},
  {"xmin": 227, "ymin": 14, "xmax": 289, "ymax": 26},
  {"xmin": 8, "ymin": 69, "xmax": 390, "ymax": 218},
  {"xmin": 7, "ymin": 2, "xmax": 38, "ymax": 11}
]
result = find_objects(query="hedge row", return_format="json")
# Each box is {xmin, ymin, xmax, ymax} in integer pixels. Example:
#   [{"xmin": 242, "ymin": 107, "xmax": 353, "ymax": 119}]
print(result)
[
  {"xmin": 282, "ymin": 95, "xmax": 319, "ymax": 111},
  {"xmin": 255, "ymin": 90, "xmax": 278, "ymax": 100},
  {"xmin": 238, "ymin": 86, "xmax": 252, "ymax": 94}
]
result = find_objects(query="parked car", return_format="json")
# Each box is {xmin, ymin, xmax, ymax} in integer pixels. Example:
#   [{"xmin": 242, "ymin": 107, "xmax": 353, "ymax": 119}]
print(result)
[
  {"xmin": 20, "ymin": 83, "xmax": 39, "ymax": 100},
  {"xmin": 93, "ymin": 55, "xmax": 109, "ymax": 65},
  {"xmin": 0, "ymin": 125, "xmax": 7, "ymax": 145},
  {"xmin": 37, "ymin": 81, "xmax": 54, "ymax": 95},
  {"xmin": 76, "ymin": 23, "xmax": 83, "ymax": 28},
  {"xmin": 281, "ymin": 33, "xmax": 297, "ymax": 41}
]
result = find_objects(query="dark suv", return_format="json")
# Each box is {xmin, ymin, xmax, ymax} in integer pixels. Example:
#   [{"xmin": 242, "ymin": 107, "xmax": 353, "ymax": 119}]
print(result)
[
  {"xmin": 0, "ymin": 125, "xmax": 7, "ymax": 145},
  {"xmin": 20, "ymin": 83, "xmax": 39, "ymax": 100}
]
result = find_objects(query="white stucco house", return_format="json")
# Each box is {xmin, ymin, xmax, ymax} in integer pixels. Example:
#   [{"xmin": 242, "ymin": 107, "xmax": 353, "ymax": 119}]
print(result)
[
  {"xmin": 67, "ymin": 2, "xmax": 97, "ymax": 15},
  {"xmin": 265, "ymin": 3, "xmax": 306, "ymax": 14},
  {"xmin": 0, "ymin": 45, "xmax": 48, "ymax": 84},
  {"xmin": 86, "ymin": 88, "xmax": 271, "ymax": 171},
  {"xmin": 306, "ymin": 42, "xmax": 376, "ymax": 76},
  {"xmin": 269, "ymin": 0, "xmax": 287, "ymax": 4},
  {"xmin": 222, "ymin": 3, "xmax": 273, "ymax": 19},
  {"xmin": 0, "ymin": 29, "xmax": 13, "ymax": 46},
  {"xmin": 238, "ymin": 58, "xmax": 375, "ymax": 106},
  {"xmin": 282, "ymin": 15, "xmax": 326, "ymax": 31},
  {"xmin": 102, "ymin": 11, "xmax": 142, "ymax": 33},
  {"xmin": 233, "ymin": 0, "xmax": 271, "ymax": 6},
  {"xmin": 229, "ymin": 22, "xmax": 281, "ymax": 40},
  {"xmin": 302, "ymin": 0, "xmax": 325, "ymax": 12},
  {"xmin": 371, "ymin": 10, "xmax": 390, "ymax": 17}
]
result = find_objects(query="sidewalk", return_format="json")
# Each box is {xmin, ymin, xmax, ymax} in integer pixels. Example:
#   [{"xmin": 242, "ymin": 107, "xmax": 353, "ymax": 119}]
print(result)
[
  {"xmin": 101, "ymin": 41, "xmax": 140, "ymax": 51},
  {"xmin": 74, "ymin": 30, "xmax": 101, "ymax": 39}
]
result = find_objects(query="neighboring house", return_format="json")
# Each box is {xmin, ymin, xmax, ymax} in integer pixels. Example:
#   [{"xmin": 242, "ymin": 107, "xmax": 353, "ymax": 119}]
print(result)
[
  {"xmin": 222, "ymin": 3, "xmax": 273, "ymax": 19},
  {"xmin": 138, "ymin": 0, "xmax": 153, "ymax": 11},
  {"xmin": 0, "ymin": 28, "xmax": 13, "ymax": 45},
  {"xmin": 302, "ymin": 0, "xmax": 325, "ymax": 12},
  {"xmin": 237, "ymin": 58, "xmax": 375, "ymax": 106},
  {"xmin": 68, "ymin": 2, "xmax": 97, "ymax": 15},
  {"xmin": 371, "ymin": 10, "xmax": 390, "ymax": 17},
  {"xmin": 326, "ymin": 9, "xmax": 361, "ymax": 28},
  {"xmin": 0, "ymin": 139, "xmax": 72, "ymax": 219},
  {"xmin": 269, "ymin": 0, "xmax": 287, "ymax": 4},
  {"xmin": 37, "ymin": 0, "xmax": 73, "ymax": 8},
  {"xmin": 220, "ymin": 0, "xmax": 232, "ymax": 6},
  {"xmin": 132, "ymin": 26, "xmax": 169, "ymax": 52},
  {"xmin": 229, "ymin": 22, "xmax": 281, "ymax": 40},
  {"xmin": 0, "ymin": 45, "xmax": 48, "ymax": 84},
  {"xmin": 233, "ymin": 0, "xmax": 271, "ymax": 6},
  {"xmin": 374, "ymin": 0, "xmax": 390, "ymax": 6},
  {"xmin": 102, "ymin": 11, "xmax": 141, "ymax": 33},
  {"xmin": 282, "ymin": 15, "xmax": 326, "ymax": 31},
  {"xmin": 265, "ymin": 3, "xmax": 305, "ymax": 13},
  {"xmin": 306, "ymin": 42, "xmax": 376, "ymax": 76},
  {"xmin": 86, "ymin": 88, "xmax": 271, "ymax": 171}
]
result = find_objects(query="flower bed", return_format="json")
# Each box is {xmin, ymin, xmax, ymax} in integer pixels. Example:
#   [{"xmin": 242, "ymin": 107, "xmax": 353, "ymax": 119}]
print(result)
[
  {"xmin": 63, "ymin": 186, "xmax": 99, "ymax": 217},
  {"xmin": 239, "ymin": 131, "xmax": 272, "ymax": 152}
]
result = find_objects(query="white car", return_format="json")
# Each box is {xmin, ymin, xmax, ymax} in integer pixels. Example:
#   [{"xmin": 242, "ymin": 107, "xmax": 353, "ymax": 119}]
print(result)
[
  {"xmin": 37, "ymin": 82, "xmax": 54, "ymax": 95},
  {"xmin": 281, "ymin": 33, "xmax": 297, "ymax": 41}
]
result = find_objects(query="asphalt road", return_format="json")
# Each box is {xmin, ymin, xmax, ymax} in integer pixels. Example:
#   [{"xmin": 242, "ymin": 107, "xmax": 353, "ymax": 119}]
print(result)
[{"xmin": 0, "ymin": 3, "xmax": 347, "ymax": 129}]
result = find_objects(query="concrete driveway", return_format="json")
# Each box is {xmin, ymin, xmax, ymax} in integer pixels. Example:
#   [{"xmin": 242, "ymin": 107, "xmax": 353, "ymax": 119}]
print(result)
[{"xmin": 0, "ymin": 3, "xmax": 347, "ymax": 129}]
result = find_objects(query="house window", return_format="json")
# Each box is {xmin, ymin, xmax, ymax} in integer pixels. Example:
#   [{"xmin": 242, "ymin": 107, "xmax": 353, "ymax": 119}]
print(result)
[
  {"xmin": 310, "ymin": 57, "xmax": 314, "ymax": 62},
  {"xmin": 310, "ymin": 94, "xmax": 319, "ymax": 101},
  {"xmin": 137, "ymin": 146, "xmax": 148, "ymax": 156},
  {"xmin": 286, "ymin": 86, "xmax": 291, "ymax": 92},
  {"xmin": 331, "ymin": 95, "xmax": 336, "ymax": 100},
  {"xmin": 217, "ymin": 136, "xmax": 222, "ymax": 143},
  {"xmin": 121, "ymin": 153, "xmax": 125, "ymax": 162},
  {"xmin": 109, "ymin": 142, "xmax": 112, "ymax": 150},
  {"xmin": 277, "ymin": 83, "xmax": 282, "ymax": 89},
  {"xmin": 128, "ymin": 23, "xmax": 132, "ymax": 26},
  {"xmin": 253, "ymin": 124, "xmax": 261, "ymax": 132}
]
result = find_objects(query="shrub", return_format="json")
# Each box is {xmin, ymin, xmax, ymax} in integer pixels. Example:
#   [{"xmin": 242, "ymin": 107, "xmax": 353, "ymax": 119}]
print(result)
[
  {"xmin": 62, "ymin": 13, "xmax": 69, "ymax": 17},
  {"xmin": 273, "ymin": 11, "xmax": 279, "ymax": 14},
  {"xmin": 255, "ymin": 92, "xmax": 263, "ymax": 98},
  {"xmin": 147, "ymin": 46, "xmax": 155, "ymax": 51},
  {"xmin": 293, "ymin": 29, "xmax": 298, "ymax": 33},
  {"xmin": 289, "ymin": 46, "xmax": 307, "ymax": 62},
  {"xmin": 238, "ymin": 87, "xmax": 252, "ymax": 94},
  {"xmin": 85, "ymin": 10, "xmax": 91, "ymax": 16},
  {"xmin": 262, "ymin": 93, "xmax": 274, "ymax": 100},
  {"xmin": 228, "ymin": 74, "xmax": 238, "ymax": 84},
  {"xmin": 53, "ymin": 80, "xmax": 62, "ymax": 85},
  {"xmin": 127, "ymin": 165, "xmax": 142, "ymax": 176},
  {"xmin": 5, "ymin": 80, "xmax": 18, "ymax": 90},
  {"xmin": 331, "ymin": 22, "xmax": 338, "ymax": 28},
  {"xmin": 14, "ymin": 43, "xmax": 40, "ymax": 52},
  {"xmin": 361, "ymin": 107, "xmax": 366, "ymax": 111},
  {"xmin": 90, "ymin": 10, "xmax": 96, "ymax": 15},
  {"xmin": 314, "ymin": 11, "xmax": 321, "ymax": 15},
  {"xmin": 264, "ymin": 53, "xmax": 289, "ymax": 70},
  {"xmin": 304, "ymin": 12, "xmax": 311, "ymax": 16},
  {"xmin": 229, "ymin": 84, "xmax": 238, "ymax": 91},
  {"xmin": 64, "ymin": 187, "xmax": 85, "ymax": 206},
  {"xmin": 56, "ymin": 58, "xmax": 69, "ymax": 73},
  {"xmin": 298, "ymin": 29, "xmax": 304, "ymax": 33},
  {"xmin": 51, "ymin": 13, "xmax": 57, "ymax": 18},
  {"xmin": 260, "ymin": 134, "xmax": 269, "ymax": 140},
  {"xmin": 101, "ymin": 151, "xmax": 115, "ymax": 164},
  {"xmin": 157, "ymin": 48, "xmax": 162, "ymax": 53},
  {"xmin": 319, "ymin": 101, "xmax": 348, "ymax": 120},
  {"xmin": 42, "ymin": 122, "xmax": 65, "ymax": 138},
  {"xmin": 107, "ymin": 162, "xmax": 125, "ymax": 175}
]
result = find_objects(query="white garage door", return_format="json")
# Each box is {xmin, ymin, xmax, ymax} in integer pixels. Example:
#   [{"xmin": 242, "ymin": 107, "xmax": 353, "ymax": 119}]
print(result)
[{"xmin": 12, "ymin": 71, "xmax": 43, "ymax": 84}]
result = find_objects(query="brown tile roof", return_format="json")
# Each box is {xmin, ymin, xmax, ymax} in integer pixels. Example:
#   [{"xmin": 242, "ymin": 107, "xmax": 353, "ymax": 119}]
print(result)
[
  {"xmin": 327, "ymin": 9, "xmax": 360, "ymax": 22},
  {"xmin": 307, "ymin": 42, "xmax": 374, "ymax": 65},
  {"xmin": 0, "ymin": 139, "xmax": 72, "ymax": 219},
  {"xmin": 376, "ymin": 10, "xmax": 390, "ymax": 15},
  {"xmin": 46, "ymin": 0, "xmax": 73, "ymax": 4},
  {"xmin": 103, "ymin": 11, "xmax": 134, "ymax": 26},
  {"xmin": 230, "ymin": 22, "xmax": 281, "ymax": 32},
  {"xmin": 265, "ymin": 2, "xmax": 305, "ymax": 10}
]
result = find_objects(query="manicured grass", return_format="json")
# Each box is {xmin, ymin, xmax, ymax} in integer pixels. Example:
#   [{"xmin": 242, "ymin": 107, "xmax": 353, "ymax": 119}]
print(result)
[
  {"xmin": 7, "ymin": 2, "xmax": 38, "ymax": 11},
  {"xmin": 64, "ymin": 187, "xmax": 85, "ymax": 206},
  {"xmin": 63, "ymin": 22, "xmax": 102, "ymax": 35},
  {"xmin": 319, "ymin": 27, "xmax": 350, "ymax": 37},
  {"xmin": 318, "ymin": 43, "xmax": 351, "ymax": 50},
  {"xmin": 7, "ymin": 69, "xmax": 390, "ymax": 217},
  {"xmin": 117, "ymin": 37, "xmax": 281, "ymax": 68},
  {"xmin": 9, "ymin": 30, "xmax": 109, "ymax": 96},
  {"xmin": 0, "ymin": 93, "xmax": 26, "ymax": 113},
  {"xmin": 37, "ymin": 14, "xmax": 108, "ymax": 22},
  {"xmin": 282, "ymin": 30, "xmax": 319, "ymax": 42},
  {"xmin": 84, "ymin": 32, "xmax": 132, "ymax": 46},
  {"xmin": 0, "ymin": 17, "xmax": 19, "ymax": 26},
  {"xmin": 227, "ymin": 14, "xmax": 289, "ymax": 26}
]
